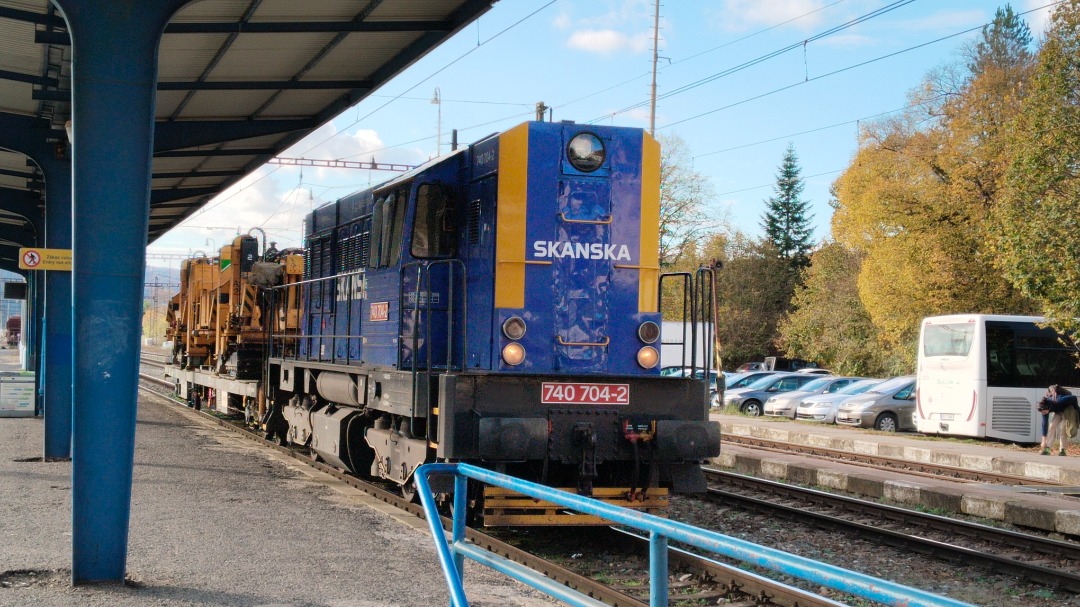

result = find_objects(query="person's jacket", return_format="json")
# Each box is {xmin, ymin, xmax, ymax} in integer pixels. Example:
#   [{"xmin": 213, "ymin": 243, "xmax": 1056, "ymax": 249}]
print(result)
[{"xmin": 1047, "ymin": 393, "xmax": 1077, "ymax": 414}]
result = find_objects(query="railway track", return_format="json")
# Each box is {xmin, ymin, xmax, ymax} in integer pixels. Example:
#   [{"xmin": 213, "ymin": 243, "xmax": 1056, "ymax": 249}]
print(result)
[
  {"xmin": 136, "ymin": 367, "xmax": 845, "ymax": 607},
  {"xmin": 703, "ymin": 467, "xmax": 1080, "ymax": 593},
  {"xmin": 147, "ymin": 357, "xmax": 1072, "ymax": 603},
  {"xmin": 722, "ymin": 433, "xmax": 1063, "ymax": 486}
]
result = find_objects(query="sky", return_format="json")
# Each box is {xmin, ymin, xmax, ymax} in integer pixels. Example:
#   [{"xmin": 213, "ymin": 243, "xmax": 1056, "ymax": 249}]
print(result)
[{"xmin": 147, "ymin": 0, "xmax": 1057, "ymax": 264}]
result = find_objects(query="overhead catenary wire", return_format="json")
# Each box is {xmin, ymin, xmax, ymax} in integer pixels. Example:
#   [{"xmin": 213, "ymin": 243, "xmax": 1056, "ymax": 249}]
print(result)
[
  {"xmin": 552, "ymin": 0, "xmax": 854, "ymax": 114},
  {"xmin": 661, "ymin": 1, "xmax": 1064, "ymax": 130},
  {"xmin": 693, "ymin": 94, "xmax": 952, "ymax": 160},
  {"xmin": 590, "ymin": 0, "xmax": 917, "ymax": 124}
]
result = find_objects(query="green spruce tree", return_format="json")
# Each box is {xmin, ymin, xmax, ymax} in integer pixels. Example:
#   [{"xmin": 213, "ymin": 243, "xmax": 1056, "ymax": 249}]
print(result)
[{"xmin": 761, "ymin": 143, "xmax": 814, "ymax": 269}]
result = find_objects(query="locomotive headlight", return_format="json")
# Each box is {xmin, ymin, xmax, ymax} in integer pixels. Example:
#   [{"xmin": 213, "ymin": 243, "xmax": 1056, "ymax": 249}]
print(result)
[
  {"xmin": 502, "ymin": 342, "xmax": 526, "ymax": 366},
  {"xmin": 502, "ymin": 316, "xmax": 527, "ymax": 340},
  {"xmin": 567, "ymin": 133, "xmax": 605, "ymax": 172},
  {"xmin": 636, "ymin": 346, "xmax": 659, "ymax": 369},
  {"xmin": 637, "ymin": 321, "xmax": 660, "ymax": 344}
]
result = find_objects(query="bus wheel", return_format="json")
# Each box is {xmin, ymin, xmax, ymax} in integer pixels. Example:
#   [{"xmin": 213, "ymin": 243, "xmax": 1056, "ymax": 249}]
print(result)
[{"xmin": 875, "ymin": 413, "xmax": 898, "ymax": 432}]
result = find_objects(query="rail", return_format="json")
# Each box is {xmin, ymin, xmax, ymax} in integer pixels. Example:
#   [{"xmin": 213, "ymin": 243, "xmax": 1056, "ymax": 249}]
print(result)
[{"xmin": 414, "ymin": 463, "xmax": 976, "ymax": 607}]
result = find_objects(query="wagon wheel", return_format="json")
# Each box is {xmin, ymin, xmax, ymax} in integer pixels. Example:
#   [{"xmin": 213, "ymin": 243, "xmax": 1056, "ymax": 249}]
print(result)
[{"xmin": 400, "ymin": 478, "xmax": 419, "ymax": 503}]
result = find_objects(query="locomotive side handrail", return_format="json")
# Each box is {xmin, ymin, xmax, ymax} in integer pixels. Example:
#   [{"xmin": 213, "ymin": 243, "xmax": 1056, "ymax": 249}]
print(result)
[
  {"xmin": 401, "ymin": 259, "xmax": 468, "ymax": 439},
  {"xmin": 268, "ymin": 270, "xmax": 367, "ymax": 364},
  {"xmin": 414, "ymin": 463, "xmax": 976, "ymax": 607}
]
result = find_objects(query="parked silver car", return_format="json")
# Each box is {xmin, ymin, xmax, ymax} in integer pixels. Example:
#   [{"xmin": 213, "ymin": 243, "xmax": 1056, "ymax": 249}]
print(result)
[
  {"xmin": 763, "ymin": 376, "xmax": 863, "ymax": 419},
  {"xmin": 795, "ymin": 378, "xmax": 882, "ymax": 423},
  {"xmin": 722, "ymin": 373, "xmax": 818, "ymax": 417},
  {"xmin": 835, "ymin": 375, "xmax": 917, "ymax": 432}
]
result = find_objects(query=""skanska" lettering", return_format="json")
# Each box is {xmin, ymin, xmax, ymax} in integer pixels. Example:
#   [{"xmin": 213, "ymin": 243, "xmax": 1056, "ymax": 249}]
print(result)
[{"xmin": 532, "ymin": 241, "xmax": 632, "ymax": 261}]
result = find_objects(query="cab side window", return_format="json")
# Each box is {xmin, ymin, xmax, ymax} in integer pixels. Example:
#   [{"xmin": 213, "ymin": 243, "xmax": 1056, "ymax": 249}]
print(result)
[
  {"xmin": 411, "ymin": 183, "xmax": 455, "ymax": 258},
  {"xmin": 369, "ymin": 189, "xmax": 406, "ymax": 268},
  {"xmin": 368, "ymin": 197, "xmax": 385, "ymax": 269}
]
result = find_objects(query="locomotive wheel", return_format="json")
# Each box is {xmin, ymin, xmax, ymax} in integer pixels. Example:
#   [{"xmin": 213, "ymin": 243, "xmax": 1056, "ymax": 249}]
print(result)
[{"xmin": 449, "ymin": 491, "xmax": 482, "ymax": 527}]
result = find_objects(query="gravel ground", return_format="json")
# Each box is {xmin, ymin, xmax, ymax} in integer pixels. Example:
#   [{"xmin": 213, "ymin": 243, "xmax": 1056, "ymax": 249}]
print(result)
[{"xmin": 0, "ymin": 395, "xmax": 554, "ymax": 607}]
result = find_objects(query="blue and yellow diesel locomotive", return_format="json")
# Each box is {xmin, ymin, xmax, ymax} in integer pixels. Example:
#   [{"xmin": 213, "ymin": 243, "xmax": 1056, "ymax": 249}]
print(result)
[{"xmin": 249, "ymin": 121, "xmax": 718, "ymax": 523}]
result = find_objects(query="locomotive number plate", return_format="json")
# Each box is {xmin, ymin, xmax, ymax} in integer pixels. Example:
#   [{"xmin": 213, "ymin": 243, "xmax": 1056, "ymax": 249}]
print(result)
[{"xmin": 541, "ymin": 382, "xmax": 630, "ymax": 405}]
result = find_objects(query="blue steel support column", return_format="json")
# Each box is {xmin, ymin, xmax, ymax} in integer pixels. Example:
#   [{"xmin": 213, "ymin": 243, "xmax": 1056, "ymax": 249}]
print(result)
[
  {"xmin": 42, "ymin": 160, "xmax": 73, "ymax": 458},
  {"xmin": 0, "ymin": 115, "xmax": 76, "ymax": 457},
  {"xmin": 28, "ymin": 271, "xmax": 42, "ymax": 373},
  {"xmin": 54, "ymin": 0, "xmax": 192, "ymax": 583}
]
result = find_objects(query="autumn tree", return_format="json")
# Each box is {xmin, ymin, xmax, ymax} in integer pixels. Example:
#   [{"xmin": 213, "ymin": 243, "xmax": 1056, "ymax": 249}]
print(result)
[
  {"xmin": 830, "ymin": 5, "xmax": 1038, "ymax": 355},
  {"xmin": 656, "ymin": 133, "xmax": 717, "ymax": 267},
  {"xmin": 777, "ymin": 241, "xmax": 908, "ymax": 376},
  {"xmin": 992, "ymin": 0, "xmax": 1080, "ymax": 339},
  {"xmin": 761, "ymin": 143, "xmax": 814, "ymax": 269}
]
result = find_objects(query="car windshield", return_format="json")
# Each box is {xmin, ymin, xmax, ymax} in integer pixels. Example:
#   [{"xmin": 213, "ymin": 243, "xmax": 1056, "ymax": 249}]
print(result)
[
  {"xmin": 799, "ymin": 377, "xmax": 833, "ymax": 392},
  {"xmin": 745, "ymin": 374, "xmax": 786, "ymax": 390},
  {"xmin": 865, "ymin": 376, "xmax": 912, "ymax": 394},
  {"xmin": 728, "ymin": 372, "xmax": 771, "ymax": 389},
  {"xmin": 839, "ymin": 379, "xmax": 880, "ymax": 394}
]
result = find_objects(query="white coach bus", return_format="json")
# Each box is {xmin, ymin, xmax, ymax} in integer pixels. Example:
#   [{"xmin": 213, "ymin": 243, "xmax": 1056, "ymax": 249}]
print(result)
[{"xmin": 916, "ymin": 314, "xmax": 1080, "ymax": 443}]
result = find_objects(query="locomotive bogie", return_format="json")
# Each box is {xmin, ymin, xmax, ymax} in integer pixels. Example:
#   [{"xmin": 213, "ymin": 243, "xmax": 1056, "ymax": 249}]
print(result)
[{"xmin": 309, "ymin": 405, "xmax": 373, "ymax": 473}]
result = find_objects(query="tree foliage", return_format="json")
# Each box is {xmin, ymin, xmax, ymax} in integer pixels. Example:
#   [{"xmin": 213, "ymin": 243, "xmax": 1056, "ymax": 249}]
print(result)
[
  {"xmin": 991, "ymin": 0, "xmax": 1080, "ymax": 340},
  {"xmin": 714, "ymin": 234, "xmax": 796, "ymax": 368},
  {"xmin": 761, "ymin": 143, "xmax": 814, "ymax": 269}
]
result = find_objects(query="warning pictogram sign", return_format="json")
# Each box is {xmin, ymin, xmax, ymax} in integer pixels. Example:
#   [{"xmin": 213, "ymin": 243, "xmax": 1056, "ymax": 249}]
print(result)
[{"xmin": 18, "ymin": 248, "xmax": 72, "ymax": 271}]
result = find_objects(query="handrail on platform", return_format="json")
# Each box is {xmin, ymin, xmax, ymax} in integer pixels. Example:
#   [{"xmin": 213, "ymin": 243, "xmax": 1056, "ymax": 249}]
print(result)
[{"xmin": 414, "ymin": 463, "xmax": 976, "ymax": 607}]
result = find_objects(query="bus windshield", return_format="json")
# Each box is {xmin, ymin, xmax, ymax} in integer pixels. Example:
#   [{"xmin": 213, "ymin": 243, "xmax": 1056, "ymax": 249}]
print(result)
[{"xmin": 922, "ymin": 323, "xmax": 975, "ymax": 357}]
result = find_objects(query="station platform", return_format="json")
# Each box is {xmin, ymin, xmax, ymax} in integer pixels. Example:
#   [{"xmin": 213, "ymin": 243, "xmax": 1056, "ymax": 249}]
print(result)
[
  {"xmin": 710, "ymin": 412, "xmax": 1080, "ymax": 537},
  {"xmin": 0, "ymin": 363, "xmax": 550, "ymax": 605}
]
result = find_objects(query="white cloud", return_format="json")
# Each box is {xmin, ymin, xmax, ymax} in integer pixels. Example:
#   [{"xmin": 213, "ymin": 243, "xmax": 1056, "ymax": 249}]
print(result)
[
  {"xmin": 625, "ymin": 107, "xmax": 652, "ymax": 124},
  {"xmin": 552, "ymin": 11, "xmax": 571, "ymax": 30},
  {"xmin": 567, "ymin": 29, "xmax": 633, "ymax": 53},
  {"xmin": 714, "ymin": 0, "xmax": 827, "ymax": 32},
  {"xmin": 566, "ymin": 27, "xmax": 653, "ymax": 55}
]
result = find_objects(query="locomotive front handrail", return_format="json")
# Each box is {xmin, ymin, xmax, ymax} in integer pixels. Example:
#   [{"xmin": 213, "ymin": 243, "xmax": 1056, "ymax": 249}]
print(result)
[
  {"xmin": 555, "ymin": 336, "xmax": 610, "ymax": 347},
  {"xmin": 414, "ymin": 463, "xmax": 976, "ymax": 607},
  {"xmin": 557, "ymin": 212, "xmax": 612, "ymax": 225}
]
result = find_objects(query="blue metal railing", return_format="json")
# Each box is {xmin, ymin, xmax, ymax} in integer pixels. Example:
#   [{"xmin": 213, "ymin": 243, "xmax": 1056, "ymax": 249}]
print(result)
[{"xmin": 414, "ymin": 463, "xmax": 976, "ymax": 607}]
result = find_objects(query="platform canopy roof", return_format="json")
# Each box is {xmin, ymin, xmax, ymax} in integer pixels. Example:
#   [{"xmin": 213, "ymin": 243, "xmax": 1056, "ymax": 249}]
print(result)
[{"xmin": 0, "ymin": 0, "xmax": 493, "ymax": 241}]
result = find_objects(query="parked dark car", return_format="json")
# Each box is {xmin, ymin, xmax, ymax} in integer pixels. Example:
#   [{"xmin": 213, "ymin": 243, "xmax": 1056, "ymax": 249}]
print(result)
[
  {"xmin": 724, "ymin": 371, "xmax": 780, "ymax": 390},
  {"xmin": 735, "ymin": 361, "xmax": 768, "ymax": 372},
  {"xmin": 662, "ymin": 366, "xmax": 720, "ymax": 397}
]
